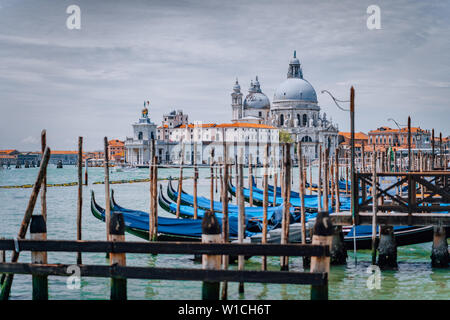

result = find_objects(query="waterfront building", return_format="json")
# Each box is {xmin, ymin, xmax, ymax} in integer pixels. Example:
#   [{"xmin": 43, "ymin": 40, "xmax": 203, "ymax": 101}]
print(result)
[
  {"xmin": 368, "ymin": 126, "xmax": 432, "ymax": 151},
  {"xmin": 108, "ymin": 139, "xmax": 125, "ymax": 163},
  {"xmin": 0, "ymin": 150, "xmax": 19, "ymax": 166},
  {"xmin": 124, "ymin": 102, "xmax": 157, "ymax": 165},
  {"xmin": 231, "ymin": 51, "xmax": 339, "ymax": 159},
  {"xmin": 49, "ymin": 151, "xmax": 78, "ymax": 165}
]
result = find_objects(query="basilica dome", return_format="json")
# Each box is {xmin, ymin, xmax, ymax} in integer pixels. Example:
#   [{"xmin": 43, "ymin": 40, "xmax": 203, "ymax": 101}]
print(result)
[
  {"xmin": 243, "ymin": 76, "xmax": 270, "ymax": 109},
  {"xmin": 273, "ymin": 78, "xmax": 317, "ymax": 103}
]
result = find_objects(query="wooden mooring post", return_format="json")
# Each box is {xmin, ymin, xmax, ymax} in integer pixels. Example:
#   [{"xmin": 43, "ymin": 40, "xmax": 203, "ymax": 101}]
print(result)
[
  {"xmin": 280, "ymin": 143, "xmax": 291, "ymax": 271},
  {"xmin": 431, "ymin": 226, "xmax": 449, "ymax": 268},
  {"xmin": 238, "ymin": 150, "xmax": 245, "ymax": 293},
  {"xmin": 201, "ymin": 211, "xmax": 221, "ymax": 300},
  {"xmin": 30, "ymin": 215, "xmax": 48, "ymax": 300},
  {"xmin": 193, "ymin": 142, "xmax": 198, "ymax": 219},
  {"xmin": 310, "ymin": 211, "xmax": 332, "ymax": 300},
  {"xmin": 297, "ymin": 142, "xmax": 309, "ymax": 268},
  {"xmin": 377, "ymin": 226, "xmax": 397, "ymax": 270},
  {"xmin": 249, "ymin": 154, "xmax": 253, "ymax": 207},
  {"xmin": 371, "ymin": 150, "xmax": 378, "ymax": 265},
  {"xmin": 104, "ymin": 137, "xmax": 111, "ymax": 240},
  {"xmin": 210, "ymin": 148, "xmax": 215, "ymax": 212},
  {"xmin": 77, "ymin": 136, "xmax": 83, "ymax": 264},
  {"xmin": 261, "ymin": 144, "xmax": 269, "ymax": 271},
  {"xmin": 220, "ymin": 133, "xmax": 229, "ymax": 300},
  {"xmin": 41, "ymin": 130, "xmax": 47, "ymax": 221},
  {"xmin": 109, "ymin": 212, "xmax": 127, "ymax": 300},
  {"xmin": 176, "ymin": 143, "xmax": 184, "ymax": 219}
]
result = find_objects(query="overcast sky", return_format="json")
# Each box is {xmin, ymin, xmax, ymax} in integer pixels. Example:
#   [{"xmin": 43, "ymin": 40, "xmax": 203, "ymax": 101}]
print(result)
[{"xmin": 0, "ymin": 0, "xmax": 449, "ymax": 151}]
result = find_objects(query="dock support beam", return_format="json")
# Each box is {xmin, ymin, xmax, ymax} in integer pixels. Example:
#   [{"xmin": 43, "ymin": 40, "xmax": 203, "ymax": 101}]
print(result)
[
  {"xmin": 377, "ymin": 226, "xmax": 397, "ymax": 269},
  {"xmin": 330, "ymin": 226, "xmax": 347, "ymax": 265},
  {"xmin": 202, "ymin": 211, "xmax": 221, "ymax": 300},
  {"xmin": 431, "ymin": 226, "xmax": 448, "ymax": 268},
  {"xmin": 31, "ymin": 215, "xmax": 48, "ymax": 300}
]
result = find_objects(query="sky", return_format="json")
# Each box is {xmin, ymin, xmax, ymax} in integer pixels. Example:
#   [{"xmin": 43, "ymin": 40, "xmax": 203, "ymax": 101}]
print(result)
[{"xmin": 0, "ymin": 0, "xmax": 449, "ymax": 151}]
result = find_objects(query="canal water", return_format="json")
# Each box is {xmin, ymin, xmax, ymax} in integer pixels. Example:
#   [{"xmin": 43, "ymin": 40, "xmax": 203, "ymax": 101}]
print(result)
[{"xmin": 0, "ymin": 165, "xmax": 448, "ymax": 300}]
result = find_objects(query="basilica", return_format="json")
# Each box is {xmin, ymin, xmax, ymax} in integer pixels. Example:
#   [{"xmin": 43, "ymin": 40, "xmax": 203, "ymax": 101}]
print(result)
[{"xmin": 231, "ymin": 51, "xmax": 339, "ymax": 159}]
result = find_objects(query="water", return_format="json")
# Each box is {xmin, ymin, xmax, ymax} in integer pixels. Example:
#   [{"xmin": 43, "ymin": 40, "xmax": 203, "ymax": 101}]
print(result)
[{"xmin": 0, "ymin": 165, "xmax": 448, "ymax": 300}]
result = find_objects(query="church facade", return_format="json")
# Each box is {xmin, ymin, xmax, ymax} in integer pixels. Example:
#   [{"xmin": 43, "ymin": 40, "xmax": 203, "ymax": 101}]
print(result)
[{"xmin": 231, "ymin": 51, "xmax": 339, "ymax": 159}]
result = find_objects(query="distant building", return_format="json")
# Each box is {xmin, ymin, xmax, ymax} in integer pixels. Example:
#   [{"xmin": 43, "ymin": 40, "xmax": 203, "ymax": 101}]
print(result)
[
  {"xmin": 124, "ymin": 102, "xmax": 157, "ymax": 165},
  {"xmin": 50, "ymin": 151, "xmax": 78, "ymax": 165},
  {"xmin": 108, "ymin": 139, "xmax": 125, "ymax": 163},
  {"xmin": 338, "ymin": 132, "xmax": 369, "ymax": 157},
  {"xmin": 368, "ymin": 126, "xmax": 431, "ymax": 150},
  {"xmin": 0, "ymin": 149, "xmax": 19, "ymax": 166}
]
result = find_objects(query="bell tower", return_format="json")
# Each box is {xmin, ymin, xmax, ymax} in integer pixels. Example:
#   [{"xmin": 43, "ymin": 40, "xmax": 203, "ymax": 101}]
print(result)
[{"xmin": 231, "ymin": 78, "xmax": 243, "ymax": 123}]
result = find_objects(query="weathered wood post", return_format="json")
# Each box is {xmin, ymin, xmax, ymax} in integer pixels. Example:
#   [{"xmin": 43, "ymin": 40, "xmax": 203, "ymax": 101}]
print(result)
[
  {"xmin": 30, "ymin": 215, "xmax": 48, "ymax": 300},
  {"xmin": 104, "ymin": 137, "xmax": 111, "ymax": 239},
  {"xmin": 109, "ymin": 212, "xmax": 127, "ymax": 300},
  {"xmin": 210, "ymin": 148, "xmax": 215, "ymax": 212},
  {"xmin": 0, "ymin": 146, "xmax": 51, "ymax": 300},
  {"xmin": 77, "ymin": 136, "xmax": 83, "ymax": 265},
  {"xmin": 41, "ymin": 130, "xmax": 47, "ymax": 221},
  {"xmin": 408, "ymin": 116, "xmax": 411, "ymax": 172},
  {"xmin": 335, "ymin": 148, "xmax": 340, "ymax": 212},
  {"xmin": 318, "ymin": 145, "xmax": 323, "ymax": 211},
  {"xmin": 84, "ymin": 158, "xmax": 88, "ymax": 185},
  {"xmin": 272, "ymin": 147, "xmax": 278, "ymax": 207},
  {"xmin": 323, "ymin": 148, "xmax": 329, "ymax": 213},
  {"xmin": 193, "ymin": 142, "xmax": 198, "ymax": 219},
  {"xmin": 309, "ymin": 158, "xmax": 313, "ymax": 195},
  {"xmin": 249, "ymin": 153, "xmax": 254, "ymax": 207},
  {"xmin": 297, "ymin": 142, "xmax": 309, "ymax": 268},
  {"xmin": 220, "ymin": 129, "xmax": 229, "ymax": 300},
  {"xmin": 431, "ymin": 226, "xmax": 449, "ymax": 268},
  {"xmin": 238, "ymin": 150, "xmax": 245, "ymax": 293},
  {"xmin": 201, "ymin": 210, "xmax": 221, "ymax": 300},
  {"xmin": 371, "ymin": 149, "xmax": 378, "ymax": 265},
  {"xmin": 152, "ymin": 144, "xmax": 158, "ymax": 239},
  {"xmin": 439, "ymin": 132, "xmax": 443, "ymax": 168},
  {"xmin": 431, "ymin": 129, "xmax": 435, "ymax": 170},
  {"xmin": 262, "ymin": 144, "xmax": 269, "ymax": 271},
  {"xmin": 280, "ymin": 143, "xmax": 291, "ymax": 271},
  {"xmin": 310, "ymin": 210, "xmax": 332, "ymax": 300},
  {"xmin": 377, "ymin": 226, "xmax": 397, "ymax": 269},
  {"xmin": 329, "ymin": 150, "xmax": 346, "ymax": 265},
  {"xmin": 176, "ymin": 142, "xmax": 185, "ymax": 218},
  {"xmin": 149, "ymin": 138, "xmax": 155, "ymax": 239}
]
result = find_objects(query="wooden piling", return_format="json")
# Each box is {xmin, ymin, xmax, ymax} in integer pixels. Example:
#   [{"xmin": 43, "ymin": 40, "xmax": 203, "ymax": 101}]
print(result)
[
  {"xmin": 318, "ymin": 145, "xmax": 323, "ymax": 211},
  {"xmin": 104, "ymin": 137, "xmax": 111, "ymax": 239},
  {"xmin": 262, "ymin": 144, "xmax": 269, "ymax": 271},
  {"xmin": 77, "ymin": 136, "xmax": 83, "ymax": 265},
  {"xmin": 310, "ymin": 211, "xmax": 332, "ymax": 300},
  {"xmin": 210, "ymin": 148, "xmax": 215, "ymax": 212},
  {"xmin": 193, "ymin": 142, "xmax": 198, "ymax": 219},
  {"xmin": 30, "ymin": 215, "xmax": 48, "ymax": 300},
  {"xmin": 152, "ymin": 144, "xmax": 158, "ymax": 239},
  {"xmin": 272, "ymin": 148, "xmax": 278, "ymax": 207},
  {"xmin": 280, "ymin": 143, "xmax": 291, "ymax": 271},
  {"xmin": 249, "ymin": 154, "xmax": 253, "ymax": 207},
  {"xmin": 431, "ymin": 226, "xmax": 449, "ymax": 268},
  {"xmin": 238, "ymin": 150, "xmax": 245, "ymax": 293},
  {"xmin": 109, "ymin": 212, "xmax": 127, "ymax": 300},
  {"xmin": 220, "ymin": 132, "xmax": 229, "ymax": 300},
  {"xmin": 176, "ymin": 143, "xmax": 184, "ymax": 218},
  {"xmin": 323, "ymin": 149, "xmax": 329, "ymax": 212},
  {"xmin": 377, "ymin": 226, "xmax": 397, "ymax": 269},
  {"xmin": 41, "ymin": 130, "xmax": 47, "ymax": 221},
  {"xmin": 201, "ymin": 210, "xmax": 221, "ymax": 300},
  {"xmin": 371, "ymin": 149, "xmax": 378, "ymax": 265},
  {"xmin": 84, "ymin": 158, "xmax": 88, "ymax": 185},
  {"xmin": 335, "ymin": 148, "xmax": 340, "ymax": 212},
  {"xmin": 0, "ymin": 146, "xmax": 51, "ymax": 300},
  {"xmin": 298, "ymin": 142, "xmax": 310, "ymax": 268}
]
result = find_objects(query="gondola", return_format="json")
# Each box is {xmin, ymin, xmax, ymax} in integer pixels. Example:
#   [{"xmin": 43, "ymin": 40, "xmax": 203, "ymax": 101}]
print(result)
[
  {"xmin": 228, "ymin": 178, "xmax": 352, "ymax": 211},
  {"xmin": 91, "ymin": 190, "xmax": 207, "ymax": 241},
  {"xmin": 166, "ymin": 177, "xmax": 288, "ymax": 216}
]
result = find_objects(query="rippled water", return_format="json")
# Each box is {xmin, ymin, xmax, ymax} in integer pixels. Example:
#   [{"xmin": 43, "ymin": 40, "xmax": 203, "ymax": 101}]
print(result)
[{"xmin": 0, "ymin": 165, "xmax": 448, "ymax": 300}]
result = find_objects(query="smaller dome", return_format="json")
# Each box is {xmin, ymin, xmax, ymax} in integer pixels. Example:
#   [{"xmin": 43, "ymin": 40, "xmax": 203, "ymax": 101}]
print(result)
[
  {"xmin": 243, "ymin": 92, "xmax": 270, "ymax": 109},
  {"xmin": 233, "ymin": 78, "xmax": 241, "ymax": 92}
]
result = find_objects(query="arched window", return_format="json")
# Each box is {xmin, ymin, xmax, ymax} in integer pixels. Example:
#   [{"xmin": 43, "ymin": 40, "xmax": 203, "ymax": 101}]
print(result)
[
  {"xmin": 301, "ymin": 136, "xmax": 312, "ymax": 142},
  {"xmin": 297, "ymin": 114, "xmax": 301, "ymax": 126},
  {"xmin": 151, "ymin": 132, "xmax": 154, "ymax": 140},
  {"xmin": 303, "ymin": 114, "xmax": 307, "ymax": 126},
  {"xmin": 280, "ymin": 114, "xmax": 284, "ymax": 126},
  {"xmin": 138, "ymin": 132, "xmax": 143, "ymax": 140}
]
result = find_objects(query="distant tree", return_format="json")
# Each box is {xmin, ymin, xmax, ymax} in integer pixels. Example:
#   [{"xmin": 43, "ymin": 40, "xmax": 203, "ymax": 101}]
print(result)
[{"xmin": 279, "ymin": 130, "xmax": 294, "ymax": 144}]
